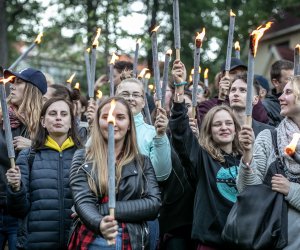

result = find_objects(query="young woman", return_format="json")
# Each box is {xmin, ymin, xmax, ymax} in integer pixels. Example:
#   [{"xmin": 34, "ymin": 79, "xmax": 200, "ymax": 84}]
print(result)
[
  {"xmin": 68, "ymin": 97, "xmax": 161, "ymax": 250},
  {"xmin": 6, "ymin": 98, "xmax": 81, "ymax": 250},
  {"xmin": 238, "ymin": 76, "xmax": 300, "ymax": 249},
  {"xmin": 169, "ymin": 60, "xmax": 243, "ymax": 250},
  {"xmin": 0, "ymin": 68, "xmax": 46, "ymax": 250}
]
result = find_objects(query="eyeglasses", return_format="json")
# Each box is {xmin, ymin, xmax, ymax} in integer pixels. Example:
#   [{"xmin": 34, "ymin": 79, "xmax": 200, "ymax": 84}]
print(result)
[{"xmin": 119, "ymin": 92, "xmax": 144, "ymax": 99}]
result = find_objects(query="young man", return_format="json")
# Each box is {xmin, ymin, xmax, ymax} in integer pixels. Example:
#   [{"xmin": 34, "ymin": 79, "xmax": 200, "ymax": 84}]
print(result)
[
  {"xmin": 229, "ymin": 72, "xmax": 273, "ymax": 137},
  {"xmin": 263, "ymin": 60, "xmax": 293, "ymax": 127}
]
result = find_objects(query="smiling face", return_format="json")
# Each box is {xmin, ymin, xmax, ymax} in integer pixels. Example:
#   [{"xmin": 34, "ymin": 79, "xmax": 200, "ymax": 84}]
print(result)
[
  {"xmin": 42, "ymin": 100, "xmax": 71, "ymax": 138},
  {"xmin": 279, "ymin": 81, "xmax": 300, "ymax": 118},
  {"xmin": 99, "ymin": 101, "xmax": 130, "ymax": 144},
  {"xmin": 10, "ymin": 78, "xmax": 27, "ymax": 106},
  {"xmin": 116, "ymin": 81, "xmax": 145, "ymax": 115},
  {"xmin": 211, "ymin": 110, "xmax": 236, "ymax": 147}
]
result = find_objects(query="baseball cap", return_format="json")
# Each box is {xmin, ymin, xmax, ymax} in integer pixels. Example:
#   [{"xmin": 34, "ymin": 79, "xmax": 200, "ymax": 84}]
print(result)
[
  {"xmin": 255, "ymin": 74, "xmax": 270, "ymax": 92},
  {"xmin": 4, "ymin": 68, "xmax": 47, "ymax": 95},
  {"xmin": 221, "ymin": 58, "xmax": 247, "ymax": 72}
]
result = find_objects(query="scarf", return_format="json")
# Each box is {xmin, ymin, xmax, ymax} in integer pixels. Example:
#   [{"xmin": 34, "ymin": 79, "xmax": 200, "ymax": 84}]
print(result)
[
  {"xmin": 277, "ymin": 117, "xmax": 300, "ymax": 175},
  {"xmin": 2, "ymin": 106, "xmax": 22, "ymax": 129}
]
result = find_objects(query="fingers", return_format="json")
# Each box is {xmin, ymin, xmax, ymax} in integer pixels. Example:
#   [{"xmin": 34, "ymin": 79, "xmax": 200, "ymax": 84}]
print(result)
[{"xmin": 100, "ymin": 216, "xmax": 118, "ymax": 240}]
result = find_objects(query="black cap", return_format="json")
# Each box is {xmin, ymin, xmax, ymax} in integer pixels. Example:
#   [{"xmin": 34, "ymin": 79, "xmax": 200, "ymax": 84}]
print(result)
[
  {"xmin": 4, "ymin": 68, "xmax": 47, "ymax": 95},
  {"xmin": 255, "ymin": 74, "xmax": 270, "ymax": 92},
  {"xmin": 221, "ymin": 58, "xmax": 247, "ymax": 72}
]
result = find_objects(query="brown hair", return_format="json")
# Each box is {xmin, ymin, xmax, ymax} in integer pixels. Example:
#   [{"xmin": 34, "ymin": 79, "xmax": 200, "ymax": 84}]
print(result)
[
  {"xmin": 86, "ymin": 97, "xmax": 140, "ymax": 196},
  {"xmin": 199, "ymin": 105, "xmax": 242, "ymax": 162}
]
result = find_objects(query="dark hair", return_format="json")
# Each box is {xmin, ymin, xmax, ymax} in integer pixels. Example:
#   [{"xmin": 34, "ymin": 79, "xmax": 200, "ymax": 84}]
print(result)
[
  {"xmin": 32, "ymin": 98, "xmax": 82, "ymax": 149},
  {"xmin": 185, "ymin": 81, "xmax": 210, "ymax": 98},
  {"xmin": 232, "ymin": 72, "xmax": 260, "ymax": 96},
  {"xmin": 49, "ymin": 84, "xmax": 80, "ymax": 101},
  {"xmin": 270, "ymin": 60, "xmax": 293, "ymax": 81},
  {"xmin": 114, "ymin": 61, "xmax": 133, "ymax": 74}
]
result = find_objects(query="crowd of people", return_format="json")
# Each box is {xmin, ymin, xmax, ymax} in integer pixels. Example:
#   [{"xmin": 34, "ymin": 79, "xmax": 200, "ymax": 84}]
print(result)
[{"xmin": 0, "ymin": 55, "xmax": 299, "ymax": 250}]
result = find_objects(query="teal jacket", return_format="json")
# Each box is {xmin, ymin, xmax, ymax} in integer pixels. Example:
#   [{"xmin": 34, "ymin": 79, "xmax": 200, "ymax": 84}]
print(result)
[{"xmin": 134, "ymin": 112, "xmax": 171, "ymax": 181}]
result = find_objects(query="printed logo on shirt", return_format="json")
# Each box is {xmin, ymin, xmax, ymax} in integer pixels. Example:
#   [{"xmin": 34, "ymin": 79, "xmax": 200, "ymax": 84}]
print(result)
[{"xmin": 216, "ymin": 166, "xmax": 239, "ymax": 203}]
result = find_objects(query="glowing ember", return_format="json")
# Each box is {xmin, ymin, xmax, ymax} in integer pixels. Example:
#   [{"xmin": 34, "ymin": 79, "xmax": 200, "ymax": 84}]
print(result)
[
  {"xmin": 250, "ymin": 22, "xmax": 273, "ymax": 57},
  {"xmin": 235, "ymin": 41, "xmax": 240, "ymax": 51},
  {"xmin": 92, "ymin": 28, "xmax": 101, "ymax": 47},
  {"xmin": 74, "ymin": 82, "xmax": 80, "ymax": 90},
  {"xmin": 204, "ymin": 68, "xmax": 209, "ymax": 79},
  {"xmin": 96, "ymin": 90, "xmax": 103, "ymax": 99},
  {"xmin": 148, "ymin": 84, "xmax": 154, "ymax": 90},
  {"xmin": 34, "ymin": 32, "xmax": 43, "ymax": 44},
  {"xmin": 110, "ymin": 52, "xmax": 119, "ymax": 65},
  {"xmin": 107, "ymin": 99, "xmax": 116, "ymax": 125},
  {"xmin": 230, "ymin": 9, "xmax": 236, "ymax": 17}
]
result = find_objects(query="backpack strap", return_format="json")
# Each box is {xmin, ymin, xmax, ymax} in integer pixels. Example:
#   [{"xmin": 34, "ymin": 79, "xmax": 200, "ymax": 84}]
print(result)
[
  {"xmin": 27, "ymin": 147, "xmax": 36, "ymax": 170},
  {"xmin": 270, "ymin": 129, "xmax": 286, "ymax": 176}
]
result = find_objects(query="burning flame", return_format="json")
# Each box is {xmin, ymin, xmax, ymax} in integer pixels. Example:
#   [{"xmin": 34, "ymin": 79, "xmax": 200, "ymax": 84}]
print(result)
[
  {"xmin": 250, "ymin": 22, "xmax": 273, "ymax": 57},
  {"xmin": 230, "ymin": 9, "xmax": 236, "ymax": 17},
  {"xmin": 235, "ymin": 41, "xmax": 240, "ymax": 51},
  {"xmin": 96, "ymin": 90, "xmax": 103, "ymax": 99},
  {"xmin": 110, "ymin": 52, "xmax": 119, "ymax": 65},
  {"xmin": 0, "ymin": 76, "xmax": 15, "ymax": 84},
  {"xmin": 191, "ymin": 67, "xmax": 201, "ymax": 75},
  {"xmin": 136, "ymin": 38, "xmax": 141, "ymax": 45},
  {"xmin": 86, "ymin": 48, "xmax": 91, "ymax": 53},
  {"xmin": 145, "ymin": 73, "xmax": 151, "ymax": 79},
  {"xmin": 195, "ymin": 28, "xmax": 206, "ymax": 48},
  {"xmin": 66, "ymin": 73, "xmax": 76, "ymax": 83},
  {"xmin": 138, "ymin": 68, "xmax": 149, "ymax": 79},
  {"xmin": 285, "ymin": 133, "xmax": 300, "ymax": 156},
  {"xmin": 204, "ymin": 68, "xmax": 209, "ymax": 79},
  {"xmin": 107, "ymin": 99, "xmax": 116, "ymax": 125},
  {"xmin": 166, "ymin": 49, "xmax": 173, "ymax": 56},
  {"xmin": 189, "ymin": 74, "xmax": 192, "ymax": 83},
  {"xmin": 148, "ymin": 84, "xmax": 154, "ymax": 90},
  {"xmin": 74, "ymin": 82, "xmax": 80, "ymax": 90},
  {"xmin": 295, "ymin": 44, "xmax": 300, "ymax": 53},
  {"xmin": 92, "ymin": 28, "xmax": 101, "ymax": 47},
  {"xmin": 151, "ymin": 25, "xmax": 160, "ymax": 33},
  {"xmin": 34, "ymin": 32, "xmax": 43, "ymax": 44}
]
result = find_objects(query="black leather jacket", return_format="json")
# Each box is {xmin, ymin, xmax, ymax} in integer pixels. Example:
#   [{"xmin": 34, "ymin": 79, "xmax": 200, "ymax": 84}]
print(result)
[{"xmin": 70, "ymin": 149, "xmax": 161, "ymax": 250}]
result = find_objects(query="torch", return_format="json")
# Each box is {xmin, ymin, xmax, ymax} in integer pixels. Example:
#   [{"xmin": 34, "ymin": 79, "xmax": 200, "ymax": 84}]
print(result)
[
  {"xmin": 84, "ymin": 48, "xmax": 92, "ymax": 92},
  {"xmin": 0, "ymin": 75, "xmax": 16, "ymax": 168},
  {"xmin": 145, "ymin": 72, "xmax": 151, "ymax": 94},
  {"xmin": 245, "ymin": 22, "xmax": 273, "ymax": 126},
  {"xmin": 204, "ymin": 68, "xmax": 209, "ymax": 87},
  {"xmin": 161, "ymin": 49, "xmax": 172, "ymax": 108},
  {"xmin": 9, "ymin": 33, "xmax": 43, "ymax": 70},
  {"xmin": 294, "ymin": 44, "xmax": 300, "ymax": 76},
  {"xmin": 151, "ymin": 25, "xmax": 162, "ymax": 107},
  {"xmin": 173, "ymin": 0, "xmax": 181, "ymax": 60},
  {"xmin": 133, "ymin": 38, "xmax": 141, "ymax": 77},
  {"xmin": 90, "ymin": 28, "xmax": 101, "ymax": 100},
  {"xmin": 285, "ymin": 133, "xmax": 300, "ymax": 156},
  {"xmin": 234, "ymin": 41, "xmax": 240, "ymax": 59},
  {"xmin": 138, "ymin": 68, "xmax": 149, "ymax": 80},
  {"xmin": 192, "ymin": 28, "xmax": 205, "ymax": 118},
  {"xmin": 66, "ymin": 73, "xmax": 76, "ymax": 90},
  {"xmin": 109, "ymin": 52, "xmax": 119, "ymax": 97},
  {"xmin": 107, "ymin": 99, "xmax": 116, "ymax": 245}
]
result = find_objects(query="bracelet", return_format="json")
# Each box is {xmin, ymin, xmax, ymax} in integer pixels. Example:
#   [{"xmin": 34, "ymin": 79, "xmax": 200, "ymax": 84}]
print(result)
[{"xmin": 174, "ymin": 81, "xmax": 188, "ymax": 87}]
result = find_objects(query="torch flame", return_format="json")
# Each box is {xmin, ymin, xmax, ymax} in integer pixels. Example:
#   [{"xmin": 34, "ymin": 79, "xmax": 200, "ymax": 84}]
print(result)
[
  {"xmin": 145, "ymin": 73, "xmax": 151, "ymax": 79},
  {"xmin": 107, "ymin": 99, "xmax": 116, "ymax": 125},
  {"xmin": 204, "ymin": 68, "xmax": 209, "ymax": 79},
  {"xmin": 148, "ymin": 84, "xmax": 154, "ymax": 90},
  {"xmin": 34, "ymin": 32, "xmax": 43, "ymax": 44},
  {"xmin": 151, "ymin": 25, "xmax": 160, "ymax": 33},
  {"xmin": 235, "ymin": 41, "xmax": 240, "ymax": 51},
  {"xmin": 138, "ymin": 68, "xmax": 149, "ymax": 79},
  {"xmin": 166, "ymin": 49, "xmax": 173, "ymax": 56},
  {"xmin": 230, "ymin": 9, "xmax": 236, "ymax": 17},
  {"xmin": 136, "ymin": 38, "xmax": 141, "ymax": 45},
  {"xmin": 0, "ymin": 76, "xmax": 15, "ymax": 84},
  {"xmin": 285, "ymin": 133, "xmax": 300, "ymax": 156},
  {"xmin": 66, "ymin": 73, "xmax": 76, "ymax": 83},
  {"xmin": 250, "ymin": 22, "xmax": 273, "ymax": 57},
  {"xmin": 86, "ymin": 48, "xmax": 91, "ymax": 53},
  {"xmin": 92, "ymin": 28, "xmax": 101, "ymax": 48},
  {"xmin": 96, "ymin": 90, "xmax": 103, "ymax": 99},
  {"xmin": 74, "ymin": 82, "xmax": 80, "ymax": 90},
  {"xmin": 191, "ymin": 67, "xmax": 201, "ymax": 75},
  {"xmin": 195, "ymin": 28, "xmax": 206, "ymax": 48},
  {"xmin": 110, "ymin": 52, "xmax": 119, "ymax": 65},
  {"xmin": 295, "ymin": 44, "xmax": 300, "ymax": 53}
]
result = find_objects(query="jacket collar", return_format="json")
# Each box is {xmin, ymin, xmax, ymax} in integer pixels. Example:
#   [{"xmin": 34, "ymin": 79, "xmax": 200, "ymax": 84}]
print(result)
[{"xmin": 134, "ymin": 112, "xmax": 144, "ymax": 126}]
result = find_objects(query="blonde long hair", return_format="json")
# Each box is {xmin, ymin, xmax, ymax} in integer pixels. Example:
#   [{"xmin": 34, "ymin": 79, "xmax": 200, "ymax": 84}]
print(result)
[
  {"xmin": 8, "ymin": 83, "xmax": 43, "ymax": 139},
  {"xmin": 199, "ymin": 105, "xmax": 242, "ymax": 162},
  {"xmin": 86, "ymin": 97, "xmax": 140, "ymax": 196}
]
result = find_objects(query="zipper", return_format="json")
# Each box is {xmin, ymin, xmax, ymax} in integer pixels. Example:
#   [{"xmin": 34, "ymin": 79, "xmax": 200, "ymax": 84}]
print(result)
[{"xmin": 58, "ymin": 151, "xmax": 64, "ymax": 249}]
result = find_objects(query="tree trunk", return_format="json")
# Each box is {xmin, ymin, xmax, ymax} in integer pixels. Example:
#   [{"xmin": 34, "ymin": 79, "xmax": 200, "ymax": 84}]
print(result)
[{"xmin": 0, "ymin": 0, "xmax": 8, "ymax": 67}]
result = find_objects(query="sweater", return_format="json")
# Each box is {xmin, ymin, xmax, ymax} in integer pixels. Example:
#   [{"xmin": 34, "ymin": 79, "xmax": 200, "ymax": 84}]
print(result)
[
  {"xmin": 134, "ymin": 112, "xmax": 171, "ymax": 181},
  {"xmin": 170, "ymin": 102, "xmax": 241, "ymax": 248},
  {"xmin": 237, "ymin": 129, "xmax": 300, "ymax": 250}
]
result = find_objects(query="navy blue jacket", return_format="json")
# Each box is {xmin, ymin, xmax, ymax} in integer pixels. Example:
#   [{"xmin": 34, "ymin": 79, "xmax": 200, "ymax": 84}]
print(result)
[{"xmin": 7, "ymin": 146, "xmax": 77, "ymax": 250}]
